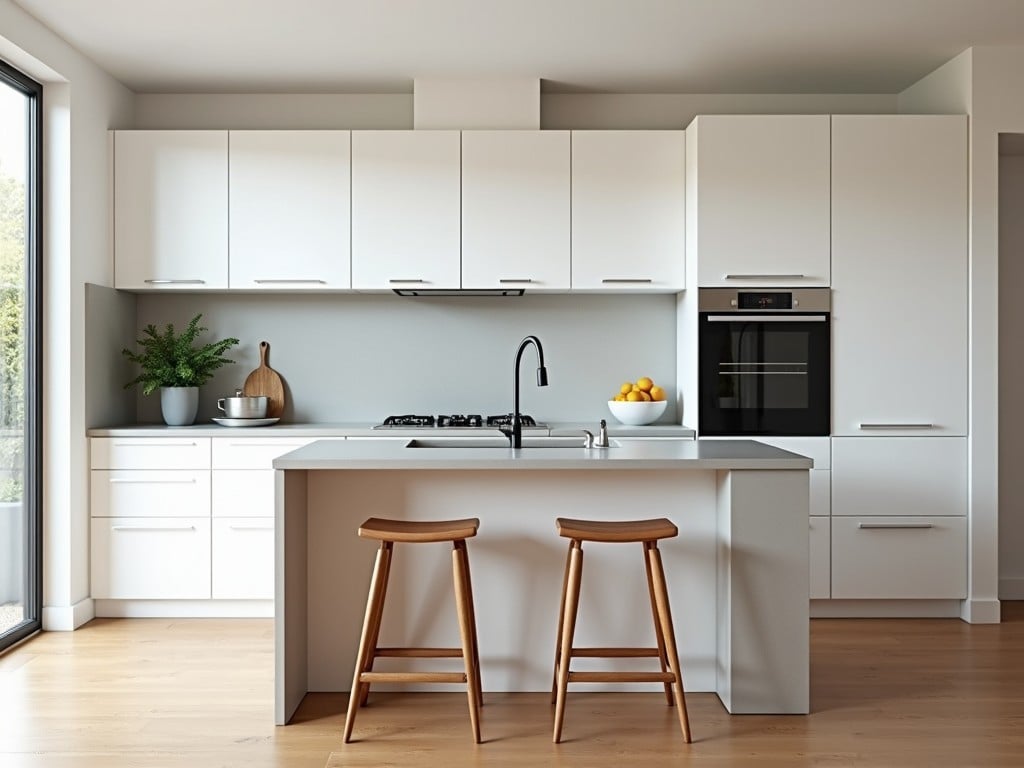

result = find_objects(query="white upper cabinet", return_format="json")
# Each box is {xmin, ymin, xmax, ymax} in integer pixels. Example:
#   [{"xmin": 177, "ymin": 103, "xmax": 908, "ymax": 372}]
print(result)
[
  {"xmin": 831, "ymin": 115, "xmax": 968, "ymax": 436},
  {"xmin": 571, "ymin": 131, "xmax": 685, "ymax": 291},
  {"xmin": 114, "ymin": 130, "xmax": 228, "ymax": 289},
  {"xmin": 461, "ymin": 131, "xmax": 570, "ymax": 291},
  {"xmin": 351, "ymin": 130, "xmax": 461, "ymax": 291},
  {"xmin": 688, "ymin": 115, "xmax": 830, "ymax": 288},
  {"xmin": 229, "ymin": 131, "xmax": 351, "ymax": 289}
]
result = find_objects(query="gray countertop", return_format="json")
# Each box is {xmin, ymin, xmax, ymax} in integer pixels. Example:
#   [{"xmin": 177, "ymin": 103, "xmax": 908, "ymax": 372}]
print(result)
[
  {"xmin": 87, "ymin": 421, "xmax": 696, "ymax": 439},
  {"xmin": 272, "ymin": 437, "xmax": 813, "ymax": 471}
]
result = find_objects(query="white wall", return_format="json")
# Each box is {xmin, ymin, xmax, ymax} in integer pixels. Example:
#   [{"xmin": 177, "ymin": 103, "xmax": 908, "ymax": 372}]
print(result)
[
  {"xmin": 0, "ymin": 0, "xmax": 135, "ymax": 630},
  {"xmin": 998, "ymin": 152, "xmax": 1024, "ymax": 598}
]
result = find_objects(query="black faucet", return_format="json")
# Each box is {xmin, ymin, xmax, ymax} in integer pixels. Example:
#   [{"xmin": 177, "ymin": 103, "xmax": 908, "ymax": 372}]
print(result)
[{"xmin": 500, "ymin": 335, "xmax": 548, "ymax": 448}]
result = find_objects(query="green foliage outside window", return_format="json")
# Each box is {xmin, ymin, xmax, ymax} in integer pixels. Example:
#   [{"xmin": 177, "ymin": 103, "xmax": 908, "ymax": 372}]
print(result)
[{"xmin": 0, "ymin": 163, "xmax": 25, "ymax": 503}]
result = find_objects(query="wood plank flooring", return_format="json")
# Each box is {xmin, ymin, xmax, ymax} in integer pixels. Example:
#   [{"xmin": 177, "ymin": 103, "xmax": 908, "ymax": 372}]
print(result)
[{"xmin": 1, "ymin": 605, "xmax": 1023, "ymax": 767}]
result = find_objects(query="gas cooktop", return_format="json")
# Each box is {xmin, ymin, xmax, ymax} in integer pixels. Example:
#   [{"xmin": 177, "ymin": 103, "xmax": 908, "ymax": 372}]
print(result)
[{"xmin": 374, "ymin": 414, "xmax": 547, "ymax": 429}]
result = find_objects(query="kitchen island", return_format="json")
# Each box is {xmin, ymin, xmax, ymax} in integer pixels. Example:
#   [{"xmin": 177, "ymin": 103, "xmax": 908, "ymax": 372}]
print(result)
[{"xmin": 273, "ymin": 438, "xmax": 812, "ymax": 724}]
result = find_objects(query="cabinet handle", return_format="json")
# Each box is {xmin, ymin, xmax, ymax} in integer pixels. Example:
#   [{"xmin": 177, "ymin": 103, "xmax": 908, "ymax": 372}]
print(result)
[
  {"xmin": 228, "ymin": 524, "xmax": 274, "ymax": 531},
  {"xmin": 724, "ymin": 274, "xmax": 806, "ymax": 280},
  {"xmin": 499, "ymin": 278, "xmax": 534, "ymax": 284},
  {"xmin": 601, "ymin": 278, "xmax": 653, "ymax": 284},
  {"xmin": 857, "ymin": 523, "xmax": 935, "ymax": 530},
  {"xmin": 253, "ymin": 279, "xmax": 326, "ymax": 284},
  {"xmin": 858, "ymin": 423, "xmax": 935, "ymax": 430},
  {"xmin": 111, "ymin": 441, "xmax": 198, "ymax": 447},
  {"xmin": 112, "ymin": 525, "xmax": 196, "ymax": 532},
  {"xmin": 108, "ymin": 478, "xmax": 198, "ymax": 484},
  {"xmin": 707, "ymin": 314, "xmax": 827, "ymax": 323},
  {"xmin": 143, "ymin": 279, "xmax": 206, "ymax": 285},
  {"xmin": 389, "ymin": 279, "xmax": 427, "ymax": 284}
]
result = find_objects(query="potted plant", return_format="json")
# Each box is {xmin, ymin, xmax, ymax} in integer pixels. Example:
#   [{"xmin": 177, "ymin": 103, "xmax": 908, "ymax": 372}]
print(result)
[{"xmin": 123, "ymin": 314, "xmax": 240, "ymax": 426}]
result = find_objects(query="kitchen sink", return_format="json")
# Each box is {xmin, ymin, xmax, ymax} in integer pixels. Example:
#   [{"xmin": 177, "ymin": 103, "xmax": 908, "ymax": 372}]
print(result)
[{"xmin": 404, "ymin": 437, "xmax": 619, "ymax": 449}]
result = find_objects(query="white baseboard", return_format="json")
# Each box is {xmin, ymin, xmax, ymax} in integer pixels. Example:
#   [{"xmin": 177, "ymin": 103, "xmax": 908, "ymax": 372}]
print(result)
[
  {"xmin": 999, "ymin": 576, "xmax": 1024, "ymax": 600},
  {"xmin": 960, "ymin": 598, "xmax": 1001, "ymax": 624},
  {"xmin": 42, "ymin": 598, "xmax": 95, "ymax": 630},
  {"xmin": 93, "ymin": 599, "xmax": 273, "ymax": 618},
  {"xmin": 810, "ymin": 599, "xmax": 962, "ymax": 619}
]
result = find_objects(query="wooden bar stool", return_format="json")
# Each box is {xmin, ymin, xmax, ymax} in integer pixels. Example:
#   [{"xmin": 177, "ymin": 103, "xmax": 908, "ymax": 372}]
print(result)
[
  {"xmin": 551, "ymin": 517, "xmax": 692, "ymax": 744},
  {"xmin": 343, "ymin": 517, "xmax": 483, "ymax": 744}
]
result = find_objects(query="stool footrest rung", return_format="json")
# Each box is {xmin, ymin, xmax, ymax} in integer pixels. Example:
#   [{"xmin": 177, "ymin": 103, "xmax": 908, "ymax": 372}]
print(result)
[
  {"xmin": 359, "ymin": 671, "xmax": 467, "ymax": 684},
  {"xmin": 571, "ymin": 647, "xmax": 661, "ymax": 658},
  {"xmin": 568, "ymin": 671, "xmax": 676, "ymax": 684},
  {"xmin": 374, "ymin": 647, "xmax": 463, "ymax": 658}
]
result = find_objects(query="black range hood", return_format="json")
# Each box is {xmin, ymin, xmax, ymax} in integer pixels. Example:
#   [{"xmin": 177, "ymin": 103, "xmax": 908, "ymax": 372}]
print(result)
[{"xmin": 392, "ymin": 287, "xmax": 525, "ymax": 297}]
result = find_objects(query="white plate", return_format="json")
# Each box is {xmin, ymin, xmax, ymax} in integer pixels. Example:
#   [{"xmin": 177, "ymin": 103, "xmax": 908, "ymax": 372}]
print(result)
[{"xmin": 212, "ymin": 417, "xmax": 280, "ymax": 428}]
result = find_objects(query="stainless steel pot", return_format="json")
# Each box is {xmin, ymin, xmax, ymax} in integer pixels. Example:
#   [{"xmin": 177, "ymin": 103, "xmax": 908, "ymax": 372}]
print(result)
[{"xmin": 217, "ymin": 392, "xmax": 268, "ymax": 419}]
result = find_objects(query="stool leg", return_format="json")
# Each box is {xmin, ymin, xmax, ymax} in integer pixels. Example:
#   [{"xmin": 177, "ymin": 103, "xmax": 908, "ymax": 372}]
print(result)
[
  {"xmin": 344, "ymin": 541, "xmax": 393, "ymax": 743},
  {"xmin": 551, "ymin": 540, "xmax": 574, "ymax": 704},
  {"xmin": 553, "ymin": 539, "xmax": 583, "ymax": 744},
  {"xmin": 459, "ymin": 539, "xmax": 484, "ymax": 707},
  {"xmin": 452, "ymin": 540, "xmax": 482, "ymax": 744},
  {"xmin": 358, "ymin": 540, "xmax": 393, "ymax": 707},
  {"xmin": 647, "ymin": 542, "xmax": 692, "ymax": 743},
  {"xmin": 644, "ymin": 541, "xmax": 674, "ymax": 705}
]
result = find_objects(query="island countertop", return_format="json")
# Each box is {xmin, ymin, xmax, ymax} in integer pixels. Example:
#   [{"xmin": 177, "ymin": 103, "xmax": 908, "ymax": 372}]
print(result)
[{"xmin": 272, "ymin": 437, "xmax": 813, "ymax": 471}]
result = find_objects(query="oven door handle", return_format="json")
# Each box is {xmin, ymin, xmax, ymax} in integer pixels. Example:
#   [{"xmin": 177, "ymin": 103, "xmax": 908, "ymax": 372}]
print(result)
[{"xmin": 705, "ymin": 315, "xmax": 828, "ymax": 323}]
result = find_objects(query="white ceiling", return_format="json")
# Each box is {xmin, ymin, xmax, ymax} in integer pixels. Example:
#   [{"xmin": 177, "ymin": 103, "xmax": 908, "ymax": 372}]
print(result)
[{"xmin": 11, "ymin": 0, "xmax": 1024, "ymax": 94}]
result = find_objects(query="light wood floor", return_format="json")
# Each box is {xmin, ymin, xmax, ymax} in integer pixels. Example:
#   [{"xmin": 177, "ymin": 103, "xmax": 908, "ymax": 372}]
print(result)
[{"xmin": 2, "ymin": 605, "xmax": 1023, "ymax": 767}]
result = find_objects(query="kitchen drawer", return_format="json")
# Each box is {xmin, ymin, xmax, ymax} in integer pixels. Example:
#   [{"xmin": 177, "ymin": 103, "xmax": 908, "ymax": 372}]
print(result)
[
  {"xmin": 754, "ymin": 437, "xmax": 830, "ymax": 469},
  {"xmin": 832, "ymin": 437, "xmax": 966, "ymax": 517},
  {"xmin": 809, "ymin": 516, "xmax": 830, "ymax": 599},
  {"xmin": 212, "ymin": 437, "xmax": 320, "ymax": 469},
  {"xmin": 91, "ymin": 437, "xmax": 211, "ymax": 470},
  {"xmin": 212, "ymin": 517, "xmax": 275, "ymax": 600},
  {"xmin": 91, "ymin": 516, "xmax": 211, "ymax": 599},
  {"xmin": 213, "ymin": 469, "xmax": 275, "ymax": 518},
  {"xmin": 831, "ymin": 516, "xmax": 967, "ymax": 599},
  {"xmin": 91, "ymin": 470, "xmax": 211, "ymax": 518}
]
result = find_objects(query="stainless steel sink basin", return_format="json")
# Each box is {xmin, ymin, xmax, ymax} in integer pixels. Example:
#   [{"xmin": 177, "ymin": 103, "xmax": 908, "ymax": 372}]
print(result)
[{"xmin": 405, "ymin": 437, "xmax": 618, "ymax": 449}]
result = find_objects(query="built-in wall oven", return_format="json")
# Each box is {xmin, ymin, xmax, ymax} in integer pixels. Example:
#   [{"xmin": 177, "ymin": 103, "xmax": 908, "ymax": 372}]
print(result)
[{"xmin": 698, "ymin": 288, "xmax": 830, "ymax": 436}]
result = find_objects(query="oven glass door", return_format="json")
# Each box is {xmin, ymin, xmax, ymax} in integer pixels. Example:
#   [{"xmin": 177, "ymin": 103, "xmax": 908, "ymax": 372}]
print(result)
[{"xmin": 699, "ymin": 312, "xmax": 830, "ymax": 436}]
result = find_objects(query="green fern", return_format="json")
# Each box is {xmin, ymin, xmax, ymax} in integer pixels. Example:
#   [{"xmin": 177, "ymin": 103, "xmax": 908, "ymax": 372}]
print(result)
[{"xmin": 123, "ymin": 314, "xmax": 240, "ymax": 396}]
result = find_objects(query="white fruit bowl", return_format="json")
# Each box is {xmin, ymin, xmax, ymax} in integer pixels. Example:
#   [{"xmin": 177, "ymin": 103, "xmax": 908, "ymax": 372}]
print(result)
[{"xmin": 607, "ymin": 399, "xmax": 668, "ymax": 426}]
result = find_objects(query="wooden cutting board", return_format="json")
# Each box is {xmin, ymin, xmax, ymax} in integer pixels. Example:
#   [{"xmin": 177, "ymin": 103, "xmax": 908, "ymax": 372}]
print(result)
[{"xmin": 242, "ymin": 341, "xmax": 286, "ymax": 418}]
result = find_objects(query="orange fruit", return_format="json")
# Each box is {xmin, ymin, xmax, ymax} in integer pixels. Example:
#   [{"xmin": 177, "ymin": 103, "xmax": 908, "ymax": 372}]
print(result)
[
  {"xmin": 639, "ymin": 390, "xmax": 652, "ymax": 401},
  {"xmin": 620, "ymin": 382, "xmax": 633, "ymax": 395},
  {"xmin": 625, "ymin": 390, "xmax": 643, "ymax": 402},
  {"xmin": 649, "ymin": 385, "xmax": 666, "ymax": 402},
  {"xmin": 636, "ymin": 376, "xmax": 654, "ymax": 392}
]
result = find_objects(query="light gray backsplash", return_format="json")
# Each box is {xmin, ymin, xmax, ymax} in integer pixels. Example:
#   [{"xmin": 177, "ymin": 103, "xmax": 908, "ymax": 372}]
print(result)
[
  {"xmin": 131, "ymin": 294, "xmax": 681, "ymax": 425},
  {"xmin": 85, "ymin": 284, "xmax": 137, "ymax": 428}
]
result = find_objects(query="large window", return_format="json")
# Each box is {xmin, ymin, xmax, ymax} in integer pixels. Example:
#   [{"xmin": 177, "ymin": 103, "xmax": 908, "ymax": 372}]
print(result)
[{"xmin": 0, "ymin": 59, "xmax": 42, "ymax": 651}]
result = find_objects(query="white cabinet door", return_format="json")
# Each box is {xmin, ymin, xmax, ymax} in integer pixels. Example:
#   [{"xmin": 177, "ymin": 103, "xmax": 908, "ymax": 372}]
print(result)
[
  {"xmin": 572, "ymin": 131, "xmax": 685, "ymax": 291},
  {"xmin": 832, "ymin": 437, "xmax": 966, "ymax": 517},
  {"xmin": 212, "ymin": 437, "xmax": 318, "ymax": 469},
  {"xmin": 461, "ymin": 131, "xmax": 570, "ymax": 290},
  {"xmin": 831, "ymin": 115, "xmax": 968, "ymax": 436},
  {"xmin": 809, "ymin": 516, "xmax": 830, "ymax": 599},
  {"xmin": 831, "ymin": 516, "xmax": 967, "ymax": 599},
  {"xmin": 114, "ymin": 131, "xmax": 228, "ymax": 289},
  {"xmin": 91, "ymin": 437, "xmax": 211, "ymax": 470},
  {"xmin": 213, "ymin": 470, "xmax": 275, "ymax": 518},
  {"xmin": 91, "ymin": 470, "xmax": 212, "ymax": 518},
  {"xmin": 229, "ymin": 131, "xmax": 351, "ymax": 289},
  {"xmin": 91, "ymin": 517, "xmax": 211, "ymax": 599},
  {"xmin": 351, "ymin": 131, "xmax": 461, "ymax": 290},
  {"xmin": 212, "ymin": 517, "xmax": 275, "ymax": 599},
  {"xmin": 689, "ymin": 115, "xmax": 830, "ymax": 288}
]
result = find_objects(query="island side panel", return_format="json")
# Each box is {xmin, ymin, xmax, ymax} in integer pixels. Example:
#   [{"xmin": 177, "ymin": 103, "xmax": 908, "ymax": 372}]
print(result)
[
  {"xmin": 304, "ymin": 468, "xmax": 719, "ymax": 694},
  {"xmin": 717, "ymin": 468, "xmax": 810, "ymax": 714},
  {"xmin": 275, "ymin": 468, "xmax": 309, "ymax": 725}
]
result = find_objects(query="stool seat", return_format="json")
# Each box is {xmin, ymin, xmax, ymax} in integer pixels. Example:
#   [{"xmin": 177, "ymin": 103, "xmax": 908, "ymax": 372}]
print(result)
[
  {"xmin": 555, "ymin": 517, "xmax": 677, "ymax": 543},
  {"xmin": 358, "ymin": 517, "xmax": 479, "ymax": 543}
]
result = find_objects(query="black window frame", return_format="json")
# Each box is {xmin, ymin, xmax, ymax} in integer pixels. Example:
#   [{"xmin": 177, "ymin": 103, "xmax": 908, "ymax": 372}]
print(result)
[{"xmin": 0, "ymin": 58, "xmax": 43, "ymax": 652}]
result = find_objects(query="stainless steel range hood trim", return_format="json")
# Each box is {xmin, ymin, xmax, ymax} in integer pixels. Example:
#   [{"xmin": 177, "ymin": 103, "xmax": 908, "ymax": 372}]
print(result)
[{"xmin": 392, "ymin": 288, "xmax": 526, "ymax": 297}]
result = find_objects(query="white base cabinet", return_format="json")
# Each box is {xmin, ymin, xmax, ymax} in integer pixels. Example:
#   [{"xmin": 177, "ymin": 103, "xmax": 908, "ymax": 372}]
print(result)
[
  {"xmin": 809, "ymin": 517, "xmax": 831, "ymax": 600},
  {"xmin": 212, "ymin": 517, "xmax": 275, "ymax": 600}
]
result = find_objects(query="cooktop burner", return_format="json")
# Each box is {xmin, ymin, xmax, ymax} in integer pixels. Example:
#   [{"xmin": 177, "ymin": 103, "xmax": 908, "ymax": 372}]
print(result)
[{"xmin": 376, "ymin": 413, "xmax": 544, "ymax": 429}]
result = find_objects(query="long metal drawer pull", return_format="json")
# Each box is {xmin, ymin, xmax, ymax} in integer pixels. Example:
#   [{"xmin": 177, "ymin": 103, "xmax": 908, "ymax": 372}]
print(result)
[
  {"xmin": 143, "ymin": 279, "xmax": 206, "ymax": 285},
  {"xmin": 707, "ymin": 315, "xmax": 827, "ymax": 323},
  {"xmin": 108, "ymin": 478, "xmax": 198, "ymax": 484},
  {"xmin": 229, "ymin": 524, "xmax": 274, "ymax": 531},
  {"xmin": 858, "ymin": 423, "xmax": 935, "ymax": 430},
  {"xmin": 112, "ymin": 525, "xmax": 196, "ymax": 532},
  {"xmin": 254, "ymin": 279, "xmax": 327, "ymax": 284},
  {"xmin": 724, "ymin": 274, "xmax": 806, "ymax": 280},
  {"xmin": 499, "ymin": 278, "xmax": 534, "ymax": 283},
  {"xmin": 112, "ymin": 441, "xmax": 198, "ymax": 447},
  {"xmin": 601, "ymin": 278, "xmax": 653, "ymax": 284},
  {"xmin": 388, "ymin": 278, "xmax": 427, "ymax": 283},
  {"xmin": 857, "ymin": 523, "xmax": 935, "ymax": 530}
]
